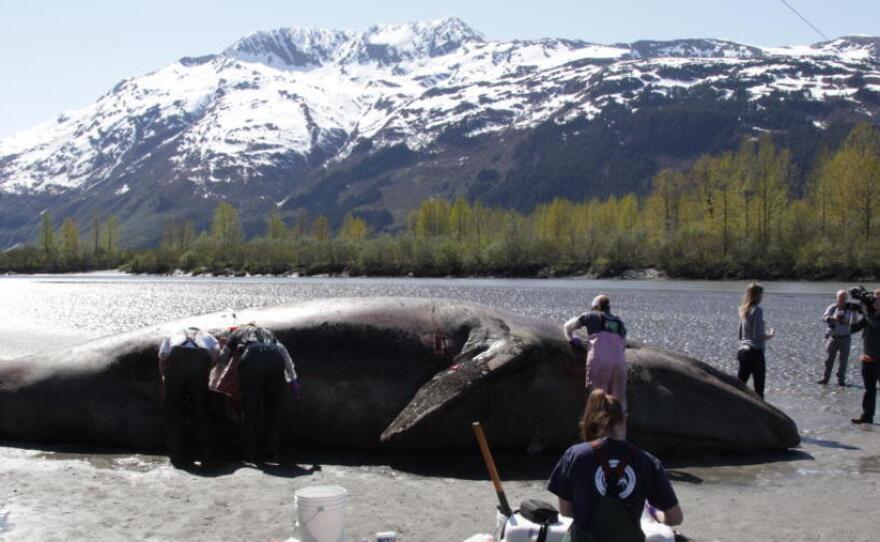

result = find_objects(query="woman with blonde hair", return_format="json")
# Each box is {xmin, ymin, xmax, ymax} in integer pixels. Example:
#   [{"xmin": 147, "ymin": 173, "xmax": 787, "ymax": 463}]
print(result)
[
  {"xmin": 547, "ymin": 390, "xmax": 682, "ymax": 541},
  {"xmin": 737, "ymin": 283, "xmax": 775, "ymax": 398}
]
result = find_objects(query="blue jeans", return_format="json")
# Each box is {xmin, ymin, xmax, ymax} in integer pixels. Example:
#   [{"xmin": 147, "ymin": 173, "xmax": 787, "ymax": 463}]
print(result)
[{"xmin": 861, "ymin": 362, "xmax": 880, "ymax": 422}]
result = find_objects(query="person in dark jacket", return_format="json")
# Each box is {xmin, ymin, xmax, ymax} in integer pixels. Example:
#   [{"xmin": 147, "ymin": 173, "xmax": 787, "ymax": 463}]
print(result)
[
  {"xmin": 219, "ymin": 324, "xmax": 297, "ymax": 463},
  {"xmin": 850, "ymin": 289, "xmax": 880, "ymax": 424},
  {"xmin": 158, "ymin": 327, "xmax": 220, "ymax": 466},
  {"xmin": 547, "ymin": 389, "xmax": 682, "ymax": 542}
]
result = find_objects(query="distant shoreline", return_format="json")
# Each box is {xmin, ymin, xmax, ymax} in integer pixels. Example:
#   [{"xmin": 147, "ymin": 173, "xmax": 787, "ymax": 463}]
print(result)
[{"xmin": 5, "ymin": 266, "xmax": 879, "ymax": 285}]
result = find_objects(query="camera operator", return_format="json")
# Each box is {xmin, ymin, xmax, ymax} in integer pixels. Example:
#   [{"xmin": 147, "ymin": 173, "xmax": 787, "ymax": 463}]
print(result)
[
  {"xmin": 818, "ymin": 290, "xmax": 856, "ymax": 386},
  {"xmin": 850, "ymin": 287, "xmax": 880, "ymax": 425}
]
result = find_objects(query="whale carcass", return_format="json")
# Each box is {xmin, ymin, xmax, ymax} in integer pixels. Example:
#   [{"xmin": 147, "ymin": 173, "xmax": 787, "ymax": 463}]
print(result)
[{"xmin": 0, "ymin": 297, "xmax": 799, "ymax": 455}]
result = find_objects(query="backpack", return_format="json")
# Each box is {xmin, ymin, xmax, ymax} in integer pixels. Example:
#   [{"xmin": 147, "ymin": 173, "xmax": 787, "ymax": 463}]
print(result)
[
  {"xmin": 208, "ymin": 327, "xmax": 273, "ymax": 400},
  {"xmin": 571, "ymin": 440, "xmax": 644, "ymax": 542},
  {"xmin": 236, "ymin": 326, "xmax": 276, "ymax": 348}
]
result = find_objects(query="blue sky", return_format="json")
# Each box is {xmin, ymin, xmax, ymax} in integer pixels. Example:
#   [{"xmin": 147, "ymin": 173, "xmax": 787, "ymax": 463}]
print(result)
[{"xmin": 1, "ymin": 0, "xmax": 877, "ymax": 138}]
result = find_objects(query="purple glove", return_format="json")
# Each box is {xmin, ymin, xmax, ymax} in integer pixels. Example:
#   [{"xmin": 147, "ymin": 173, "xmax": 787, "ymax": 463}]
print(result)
[
  {"xmin": 569, "ymin": 336, "xmax": 583, "ymax": 348},
  {"xmin": 646, "ymin": 504, "xmax": 660, "ymax": 522},
  {"xmin": 290, "ymin": 378, "xmax": 302, "ymax": 400}
]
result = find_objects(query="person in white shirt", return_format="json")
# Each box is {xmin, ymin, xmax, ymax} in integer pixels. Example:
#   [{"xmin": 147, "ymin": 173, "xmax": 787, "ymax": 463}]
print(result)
[
  {"xmin": 157, "ymin": 327, "xmax": 220, "ymax": 466},
  {"xmin": 819, "ymin": 290, "xmax": 856, "ymax": 386}
]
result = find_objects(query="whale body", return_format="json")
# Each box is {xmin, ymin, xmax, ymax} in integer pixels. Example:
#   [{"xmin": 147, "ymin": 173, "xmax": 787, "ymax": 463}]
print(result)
[{"xmin": 0, "ymin": 297, "xmax": 799, "ymax": 456}]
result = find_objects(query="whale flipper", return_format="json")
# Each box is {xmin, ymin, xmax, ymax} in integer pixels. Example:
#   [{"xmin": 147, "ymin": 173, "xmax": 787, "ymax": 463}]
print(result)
[{"xmin": 380, "ymin": 338, "xmax": 522, "ymax": 442}]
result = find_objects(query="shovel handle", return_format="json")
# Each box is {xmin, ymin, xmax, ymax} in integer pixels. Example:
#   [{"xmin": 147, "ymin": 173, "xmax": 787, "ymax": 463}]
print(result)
[{"xmin": 472, "ymin": 421, "xmax": 513, "ymax": 516}]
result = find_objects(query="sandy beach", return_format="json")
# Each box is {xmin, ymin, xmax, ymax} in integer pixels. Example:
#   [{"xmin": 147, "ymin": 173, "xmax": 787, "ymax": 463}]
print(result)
[{"xmin": 0, "ymin": 419, "xmax": 878, "ymax": 541}]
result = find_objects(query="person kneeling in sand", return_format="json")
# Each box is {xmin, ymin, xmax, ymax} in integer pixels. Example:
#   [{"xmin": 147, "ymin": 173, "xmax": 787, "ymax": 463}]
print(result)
[
  {"xmin": 547, "ymin": 390, "xmax": 683, "ymax": 542},
  {"xmin": 564, "ymin": 295, "xmax": 629, "ymax": 411}
]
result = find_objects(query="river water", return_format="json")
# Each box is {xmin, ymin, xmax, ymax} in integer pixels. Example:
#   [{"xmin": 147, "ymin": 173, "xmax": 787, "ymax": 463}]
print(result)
[{"xmin": 1, "ymin": 273, "xmax": 878, "ymax": 540}]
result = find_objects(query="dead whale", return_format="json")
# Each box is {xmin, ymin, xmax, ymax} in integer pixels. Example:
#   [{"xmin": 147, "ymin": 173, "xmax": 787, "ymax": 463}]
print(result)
[{"xmin": 0, "ymin": 297, "xmax": 799, "ymax": 455}]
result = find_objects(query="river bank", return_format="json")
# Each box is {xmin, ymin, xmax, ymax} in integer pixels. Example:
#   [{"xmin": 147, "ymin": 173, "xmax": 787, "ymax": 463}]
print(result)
[{"xmin": 1, "ymin": 414, "xmax": 878, "ymax": 541}]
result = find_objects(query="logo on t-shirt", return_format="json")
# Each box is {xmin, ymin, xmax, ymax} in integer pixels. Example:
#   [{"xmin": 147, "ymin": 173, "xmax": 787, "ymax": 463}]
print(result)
[{"xmin": 594, "ymin": 460, "xmax": 637, "ymax": 499}]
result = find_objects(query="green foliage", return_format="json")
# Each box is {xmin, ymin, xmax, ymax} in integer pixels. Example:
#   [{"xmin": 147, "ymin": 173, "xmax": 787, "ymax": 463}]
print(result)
[
  {"xmin": 211, "ymin": 202, "xmax": 243, "ymax": 248},
  {"xmin": 4, "ymin": 124, "xmax": 880, "ymax": 279},
  {"xmin": 38, "ymin": 213, "xmax": 55, "ymax": 254}
]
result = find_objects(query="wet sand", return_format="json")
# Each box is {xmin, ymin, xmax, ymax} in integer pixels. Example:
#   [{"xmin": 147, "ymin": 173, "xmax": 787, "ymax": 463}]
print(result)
[{"xmin": 1, "ymin": 414, "xmax": 878, "ymax": 541}]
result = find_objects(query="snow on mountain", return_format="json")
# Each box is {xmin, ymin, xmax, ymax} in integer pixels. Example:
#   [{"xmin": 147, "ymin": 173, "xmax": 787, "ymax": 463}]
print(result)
[
  {"xmin": 624, "ymin": 39, "xmax": 764, "ymax": 59},
  {"xmin": 1, "ymin": 18, "xmax": 878, "ymax": 201},
  {"xmin": 764, "ymin": 36, "xmax": 880, "ymax": 62}
]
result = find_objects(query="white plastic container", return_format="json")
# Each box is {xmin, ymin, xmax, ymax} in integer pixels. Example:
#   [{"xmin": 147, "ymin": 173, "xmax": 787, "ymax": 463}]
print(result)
[
  {"xmin": 640, "ymin": 507, "xmax": 675, "ymax": 542},
  {"xmin": 498, "ymin": 512, "xmax": 572, "ymax": 542},
  {"xmin": 294, "ymin": 485, "xmax": 348, "ymax": 542},
  {"xmin": 496, "ymin": 507, "xmax": 674, "ymax": 542}
]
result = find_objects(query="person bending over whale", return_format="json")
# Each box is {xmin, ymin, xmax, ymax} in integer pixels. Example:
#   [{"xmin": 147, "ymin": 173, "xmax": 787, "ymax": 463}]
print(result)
[
  {"xmin": 158, "ymin": 327, "xmax": 220, "ymax": 466},
  {"xmin": 220, "ymin": 324, "xmax": 298, "ymax": 464},
  {"xmin": 564, "ymin": 295, "xmax": 628, "ymax": 411},
  {"xmin": 547, "ymin": 390, "xmax": 683, "ymax": 542}
]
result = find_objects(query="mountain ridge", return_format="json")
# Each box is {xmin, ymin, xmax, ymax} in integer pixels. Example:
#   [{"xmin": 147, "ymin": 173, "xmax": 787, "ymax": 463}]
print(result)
[{"xmin": 1, "ymin": 18, "xmax": 878, "ymax": 247}]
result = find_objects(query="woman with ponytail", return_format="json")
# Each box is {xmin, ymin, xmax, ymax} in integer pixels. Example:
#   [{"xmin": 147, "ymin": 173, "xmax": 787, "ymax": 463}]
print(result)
[
  {"xmin": 737, "ymin": 283, "xmax": 775, "ymax": 398},
  {"xmin": 547, "ymin": 390, "xmax": 682, "ymax": 541}
]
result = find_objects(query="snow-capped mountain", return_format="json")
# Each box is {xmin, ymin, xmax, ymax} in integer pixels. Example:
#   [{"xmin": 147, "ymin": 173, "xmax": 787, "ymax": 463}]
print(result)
[{"xmin": 1, "ymin": 18, "xmax": 878, "ymax": 247}]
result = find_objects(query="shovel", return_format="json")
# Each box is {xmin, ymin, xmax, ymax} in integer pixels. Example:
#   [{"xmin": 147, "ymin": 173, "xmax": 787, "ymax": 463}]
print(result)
[{"xmin": 472, "ymin": 421, "xmax": 513, "ymax": 517}]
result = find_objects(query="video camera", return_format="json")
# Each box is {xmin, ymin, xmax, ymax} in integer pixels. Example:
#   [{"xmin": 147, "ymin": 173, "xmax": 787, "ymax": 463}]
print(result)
[{"xmin": 849, "ymin": 286, "xmax": 877, "ymax": 310}]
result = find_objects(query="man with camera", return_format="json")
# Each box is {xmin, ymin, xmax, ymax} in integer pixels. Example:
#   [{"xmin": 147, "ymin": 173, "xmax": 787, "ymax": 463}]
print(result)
[
  {"xmin": 849, "ymin": 287, "xmax": 880, "ymax": 425},
  {"xmin": 819, "ymin": 290, "xmax": 856, "ymax": 386}
]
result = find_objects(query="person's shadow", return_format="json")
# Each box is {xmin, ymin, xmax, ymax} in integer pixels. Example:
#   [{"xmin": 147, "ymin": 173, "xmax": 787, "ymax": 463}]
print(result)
[
  {"xmin": 4, "ymin": 438, "xmax": 321, "ymax": 480},
  {"xmin": 171, "ymin": 456, "xmax": 320, "ymax": 478},
  {"xmin": 665, "ymin": 470, "xmax": 703, "ymax": 484},
  {"xmin": 169, "ymin": 437, "xmax": 322, "ymax": 478}
]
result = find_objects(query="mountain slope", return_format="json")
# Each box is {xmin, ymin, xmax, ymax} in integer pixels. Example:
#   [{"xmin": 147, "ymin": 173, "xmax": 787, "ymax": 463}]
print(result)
[{"xmin": 1, "ymin": 18, "xmax": 878, "ymax": 247}]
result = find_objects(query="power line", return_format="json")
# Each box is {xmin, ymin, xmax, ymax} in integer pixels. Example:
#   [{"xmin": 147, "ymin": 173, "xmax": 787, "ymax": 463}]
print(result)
[{"xmin": 776, "ymin": 0, "xmax": 830, "ymax": 41}]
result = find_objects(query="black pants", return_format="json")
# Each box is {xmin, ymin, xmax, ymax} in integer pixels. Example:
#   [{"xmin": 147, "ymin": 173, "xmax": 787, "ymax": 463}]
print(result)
[
  {"xmin": 163, "ymin": 347, "xmax": 212, "ymax": 460},
  {"xmin": 239, "ymin": 344, "xmax": 287, "ymax": 461},
  {"xmin": 737, "ymin": 347, "xmax": 766, "ymax": 399},
  {"xmin": 861, "ymin": 361, "xmax": 880, "ymax": 422}
]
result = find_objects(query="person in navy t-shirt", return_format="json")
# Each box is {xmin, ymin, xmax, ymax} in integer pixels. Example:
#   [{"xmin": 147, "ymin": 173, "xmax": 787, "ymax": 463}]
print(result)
[{"xmin": 547, "ymin": 390, "xmax": 682, "ymax": 540}]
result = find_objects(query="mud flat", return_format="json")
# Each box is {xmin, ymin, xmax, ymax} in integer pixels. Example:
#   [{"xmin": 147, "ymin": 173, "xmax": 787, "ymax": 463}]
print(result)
[{"xmin": 0, "ymin": 421, "xmax": 878, "ymax": 541}]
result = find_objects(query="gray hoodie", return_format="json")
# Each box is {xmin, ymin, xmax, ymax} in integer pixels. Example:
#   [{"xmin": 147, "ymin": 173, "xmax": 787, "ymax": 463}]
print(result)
[{"xmin": 738, "ymin": 305, "xmax": 766, "ymax": 350}]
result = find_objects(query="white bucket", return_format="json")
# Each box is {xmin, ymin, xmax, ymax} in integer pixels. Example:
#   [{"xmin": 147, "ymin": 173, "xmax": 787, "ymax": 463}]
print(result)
[{"xmin": 294, "ymin": 485, "xmax": 348, "ymax": 542}]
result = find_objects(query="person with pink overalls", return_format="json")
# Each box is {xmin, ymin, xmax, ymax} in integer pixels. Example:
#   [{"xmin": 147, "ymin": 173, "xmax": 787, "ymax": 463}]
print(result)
[{"xmin": 564, "ymin": 295, "xmax": 629, "ymax": 412}]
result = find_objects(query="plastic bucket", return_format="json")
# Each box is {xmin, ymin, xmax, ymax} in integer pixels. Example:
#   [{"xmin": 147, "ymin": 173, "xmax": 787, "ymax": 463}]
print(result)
[{"xmin": 294, "ymin": 485, "xmax": 348, "ymax": 542}]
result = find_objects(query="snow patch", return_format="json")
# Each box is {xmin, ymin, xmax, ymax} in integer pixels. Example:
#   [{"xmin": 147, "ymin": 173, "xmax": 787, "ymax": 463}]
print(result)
[{"xmin": 0, "ymin": 23, "xmax": 878, "ymax": 196}]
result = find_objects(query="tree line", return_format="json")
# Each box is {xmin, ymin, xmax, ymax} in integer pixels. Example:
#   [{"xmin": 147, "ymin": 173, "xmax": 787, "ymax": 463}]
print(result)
[
  {"xmin": 1, "ymin": 123, "xmax": 879, "ymax": 279},
  {"xmin": 0, "ymin": 213, "xmax": 123, "ymax": 273}
]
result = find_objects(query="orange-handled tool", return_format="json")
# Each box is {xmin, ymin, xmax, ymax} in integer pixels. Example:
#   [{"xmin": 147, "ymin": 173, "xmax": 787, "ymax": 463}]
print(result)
[{"xmin": 472, "ymin": 421, "xmax": 513, "ymax": 517}]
